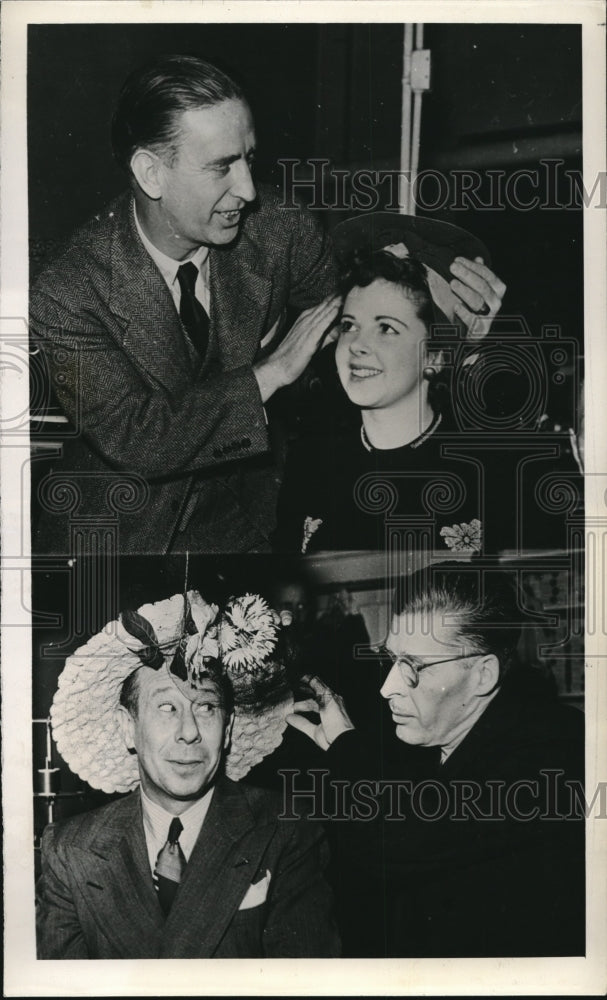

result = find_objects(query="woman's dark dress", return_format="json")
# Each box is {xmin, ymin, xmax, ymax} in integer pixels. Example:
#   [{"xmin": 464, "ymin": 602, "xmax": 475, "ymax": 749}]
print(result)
[{"xmin": 274, "ymin": 406, "xmax": 583, "ymax": 555}]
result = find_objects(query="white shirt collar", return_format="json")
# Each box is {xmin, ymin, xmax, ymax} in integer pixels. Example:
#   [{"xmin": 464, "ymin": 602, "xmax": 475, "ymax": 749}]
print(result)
[
  {"xmin": 133, "ymin": 202, "xmax": 209, "ymax": 288},
  {"xmin": 140, "ymin": 784, "xmax": 215, "ymax": 870}
]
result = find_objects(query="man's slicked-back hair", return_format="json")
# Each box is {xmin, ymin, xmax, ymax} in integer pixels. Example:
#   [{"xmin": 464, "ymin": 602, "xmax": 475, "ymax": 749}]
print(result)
[
  {"xmin": 392, "ymin": 563, "xmax": 523, "ymax": 682},
  {"xmin": 111, "ymin": 54, "xmax": 245, "ymax": 173}
]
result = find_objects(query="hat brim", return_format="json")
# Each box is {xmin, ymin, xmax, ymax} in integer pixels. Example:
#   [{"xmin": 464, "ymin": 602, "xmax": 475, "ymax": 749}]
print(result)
[
  {"xmin": 50, "ymin": 592, "xmax": 293, "ymax": 794},
  {"xmin": 332, "ymin": 212, "xmax": 491, "ymax": 282}
]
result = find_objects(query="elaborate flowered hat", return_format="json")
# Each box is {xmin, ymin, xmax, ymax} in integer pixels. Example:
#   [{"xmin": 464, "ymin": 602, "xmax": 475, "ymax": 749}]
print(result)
[{"xmin": 50, "ymin": 590, "xmax": 294, "ymax": 793}]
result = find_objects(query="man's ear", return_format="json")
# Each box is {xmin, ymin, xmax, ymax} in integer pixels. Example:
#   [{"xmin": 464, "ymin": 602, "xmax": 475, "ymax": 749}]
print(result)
[
  {"xmin": 475, "ymin": 653, "xmax": 500, "ymax": 696},
  {"xmin": 116, "ymin": 704, "xmax": 136, "ymax": 753},
  {"xmin": 130, "ymin": 148, "xmax": 165, "ymax": 200},
  {"xmin": 223, "ymin": 711, "xmax": 235, "ymax": 752}
]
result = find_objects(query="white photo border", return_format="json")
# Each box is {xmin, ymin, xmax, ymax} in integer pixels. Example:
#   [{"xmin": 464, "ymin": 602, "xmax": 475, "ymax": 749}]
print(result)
[{"xmin": 2, "ymin": 1, "xmax": 606, "ymax": 995}]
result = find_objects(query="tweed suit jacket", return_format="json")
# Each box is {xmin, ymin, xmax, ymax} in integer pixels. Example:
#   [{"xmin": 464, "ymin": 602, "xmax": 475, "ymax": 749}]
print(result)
[
  {"xmin": 30, "ymin": 186, "xmax": 336, "ymax": 554},
  {"xmin": 36, "ymin": 776, "xmax": 340, "ymax": 959}
]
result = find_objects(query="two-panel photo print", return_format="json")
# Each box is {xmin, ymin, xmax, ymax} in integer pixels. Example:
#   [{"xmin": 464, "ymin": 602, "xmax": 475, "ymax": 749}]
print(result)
[{"xmin": 1, "ymin": 2, "xmax": 606, "ymax": 997}]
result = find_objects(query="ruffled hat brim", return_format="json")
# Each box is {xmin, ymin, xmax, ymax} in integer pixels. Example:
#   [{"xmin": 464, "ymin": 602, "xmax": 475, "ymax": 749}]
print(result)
[{"xmin": 50, "ymin": 592, "xmax": 293, "ymax": 793}]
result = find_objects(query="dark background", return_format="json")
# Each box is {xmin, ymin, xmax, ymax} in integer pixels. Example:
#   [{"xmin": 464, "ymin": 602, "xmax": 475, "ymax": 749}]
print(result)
[{"xmin": 29, "ymin": 21, "xmax": 583, "ymax": 368}]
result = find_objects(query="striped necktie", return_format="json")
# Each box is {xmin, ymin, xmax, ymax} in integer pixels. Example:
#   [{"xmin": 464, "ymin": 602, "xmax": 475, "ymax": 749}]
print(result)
[
  {"xmin": 153, "ymin": 816, "xmax": 186, "ymax": 915},
  {"xmin": 176, "ymin": 261, "xmax": 210, "ymax": 361}
]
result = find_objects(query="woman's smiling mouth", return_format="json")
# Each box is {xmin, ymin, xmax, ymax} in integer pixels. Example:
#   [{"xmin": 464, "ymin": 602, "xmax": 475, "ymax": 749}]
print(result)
[{"xmin": 350, "ymin": 364, "xmax": 382, "ymax": 379}]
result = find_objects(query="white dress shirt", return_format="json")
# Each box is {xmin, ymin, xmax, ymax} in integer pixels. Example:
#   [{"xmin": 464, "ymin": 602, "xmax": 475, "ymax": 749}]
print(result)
[
  {"xmin": 134, "ymin": 203, "xmax": 210, "ymax": 314},
  {"xmin": 140, "ymin": 785, "xmax": 215, "ymax": 874}
]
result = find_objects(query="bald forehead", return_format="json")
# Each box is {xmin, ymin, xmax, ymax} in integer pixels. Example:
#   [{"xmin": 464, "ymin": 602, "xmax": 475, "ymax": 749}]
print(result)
[
  {"xmin": 141, "ymin": 667, "xmax": 220, "ymax": 696},
  {"xmin": 130, "ymin": 667, "xmax": 226, "ymax": 709}
]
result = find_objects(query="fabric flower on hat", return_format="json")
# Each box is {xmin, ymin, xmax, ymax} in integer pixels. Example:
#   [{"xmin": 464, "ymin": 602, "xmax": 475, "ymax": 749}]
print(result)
[
  {"xmin": 183, "ymin": 592, "xmax": 220, "ymax": 682},
  {"xmin": 219, "ymin": 594, "xmax": 280, "ymax": 674},
  {"xmin": 215, "ymin": 595, "xmax": 294, "ymax": 777},
  {"xmin": 50, "ymin": 589, "xmax": 294, "ymax": 793}
]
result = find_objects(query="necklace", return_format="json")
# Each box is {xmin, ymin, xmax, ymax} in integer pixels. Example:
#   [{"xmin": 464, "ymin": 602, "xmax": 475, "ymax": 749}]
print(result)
[{"xmin": 360, "ymin": 411, "xmax": 442, "ymax": 452}]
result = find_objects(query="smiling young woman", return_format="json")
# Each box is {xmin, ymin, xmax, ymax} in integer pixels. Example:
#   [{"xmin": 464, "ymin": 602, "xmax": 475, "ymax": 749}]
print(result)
[
  {"xmin": 274, "ymin": 240, "xmax": 484, "ymax": 553},
  {"xmin": 273, "ymin": 215, "xmax": 583, "ymax": 556}
]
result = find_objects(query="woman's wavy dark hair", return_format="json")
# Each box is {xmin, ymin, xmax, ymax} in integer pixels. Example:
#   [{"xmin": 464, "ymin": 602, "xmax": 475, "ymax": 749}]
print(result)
[{"xmin": 338, "ymin": 249, "xmax": 435, "ymax": 329}]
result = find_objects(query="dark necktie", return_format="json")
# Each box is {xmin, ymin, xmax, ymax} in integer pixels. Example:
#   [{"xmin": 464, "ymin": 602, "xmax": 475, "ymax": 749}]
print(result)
[
  {"xmin": 176, "ymin": 261, "xmax": 210, "ymax": 361},
  {"xmin": 153, "ymin": 816, "xmax": 186, "ymax": 915}
]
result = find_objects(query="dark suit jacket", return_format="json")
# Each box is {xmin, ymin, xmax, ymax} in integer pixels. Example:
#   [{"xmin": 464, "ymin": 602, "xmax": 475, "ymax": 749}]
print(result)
[
  {"xmin": 325, "ymin": 669, "xmax": 585, "ymax": 957},
  {"xmin": 36, "ymin": 777, "xmax": 340, "ymax": 958},
  {"xmin": 30, "ymin": 186, "xmax": 336, "ymax": 553}
]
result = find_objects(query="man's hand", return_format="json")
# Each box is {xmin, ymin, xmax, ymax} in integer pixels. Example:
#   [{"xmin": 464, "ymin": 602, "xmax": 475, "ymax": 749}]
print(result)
[
  {"xmin": 449, "ymin": 256, "xmax": 506, "ymax": 341},
  {"xmin": 286, "ymin": 674, "xmax": 355, "ymax": 750},
  {"xmin": 253, "ymin": 295, "xmax": 341, "ymax": 403}
]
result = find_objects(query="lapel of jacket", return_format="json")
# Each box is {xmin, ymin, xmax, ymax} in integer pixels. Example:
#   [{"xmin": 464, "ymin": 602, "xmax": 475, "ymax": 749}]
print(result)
[
  {"xmin": 73, "ymin": 792, "xmax": 163, "ymax": 957},
  {"xmin": 208, "ymin": 231, "xmax": 273, "ymax": 370},
  {"xmin": 440, "ymin": 688, "xmax": 508, "ymax": 777},
  {"xmin": 108, "ymin": 195, "xmax": 195, "ymax": 391},
  {"xmin": 162, "ymin": 777, "xmax": 275, "ymax": 958}
]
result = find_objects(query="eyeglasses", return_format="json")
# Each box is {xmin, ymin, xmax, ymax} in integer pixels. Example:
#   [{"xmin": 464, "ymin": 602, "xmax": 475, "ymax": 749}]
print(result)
[{"xmin": 373, "ymin": 644, "xmax": 477, "ymax": 688}]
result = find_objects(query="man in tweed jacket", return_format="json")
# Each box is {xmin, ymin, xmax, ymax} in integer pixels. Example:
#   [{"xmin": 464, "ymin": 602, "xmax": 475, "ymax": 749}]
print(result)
[{"xmin": 30, "ymin": 55, "xmax": 338, "ymax": 554}]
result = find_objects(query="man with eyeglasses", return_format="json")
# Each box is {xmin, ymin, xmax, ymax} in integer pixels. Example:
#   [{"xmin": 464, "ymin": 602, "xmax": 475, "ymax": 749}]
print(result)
[{"xmin": 287, "ymin": 564, "xmax": 585, "ymax": 958}]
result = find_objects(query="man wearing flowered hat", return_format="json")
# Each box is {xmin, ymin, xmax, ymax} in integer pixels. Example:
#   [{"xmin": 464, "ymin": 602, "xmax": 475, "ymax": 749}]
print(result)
[{"xmin": 36, "ymin": 592, "xmax": 340, "ymax": 958}]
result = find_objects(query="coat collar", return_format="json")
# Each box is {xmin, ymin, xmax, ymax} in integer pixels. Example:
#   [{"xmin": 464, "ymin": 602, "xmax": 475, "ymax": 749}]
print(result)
[
  {"xmin": 73, "ymin": 778, "xmax": 276, "ymax": 958},
  {"xmin": 73, "ymin": 791, "xmax": 163, "ymax": 957},
  {"xmin": 439, "ymin": 681, "xmax": 527, "ymax": 776},
  {"xmin": 108, "ymin": 194, "xmax": 194, "ymax": 390},
  {"xmin": 161, "ymin": 776, "xmax": 276, "ymax": 958},
  {"xmin": 108, "ymin": 194, "xmax": 273, "ymax": 390},
  {"xmin": 208, "ymin": 238, "xmax": 273, "ymax": 370}
]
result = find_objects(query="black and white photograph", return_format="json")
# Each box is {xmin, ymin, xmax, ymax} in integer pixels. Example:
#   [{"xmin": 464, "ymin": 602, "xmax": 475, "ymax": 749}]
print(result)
[
  {"xmin": 1, "ymin": 0, "xmax": 606, "ymax": 995},
  {"xmin": 30, "ymin": 552, "xmax": 586, "ymax": 961}
]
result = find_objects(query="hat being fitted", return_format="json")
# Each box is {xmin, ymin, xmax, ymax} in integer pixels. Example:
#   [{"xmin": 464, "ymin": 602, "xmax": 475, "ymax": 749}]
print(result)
[
  {"xmin": 332, "ymin": 213, "xmax": 491, "ymax": 326},
  {"xmin": 50, "ymin": 591, "xmax": 294, "ymax": 793}
]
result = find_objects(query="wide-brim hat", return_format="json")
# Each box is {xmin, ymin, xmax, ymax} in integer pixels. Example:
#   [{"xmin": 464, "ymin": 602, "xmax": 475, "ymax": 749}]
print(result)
[
  {"xmin": 50, "ymin": 591, "xmax": 294, "ymax": 793},
  {"xmin": 332, "ymin": 212, "xmax": 491, "ymax": 328}
]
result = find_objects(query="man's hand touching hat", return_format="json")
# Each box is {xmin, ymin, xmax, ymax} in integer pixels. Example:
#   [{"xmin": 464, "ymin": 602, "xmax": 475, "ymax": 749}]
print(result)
[
  {"xmin": 449, "ymin": 255, "xmax": 507, "ymax": 341},
  {"xmin": 286, "ymin": 674, "xmax": 355, "ymax": 750}
]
